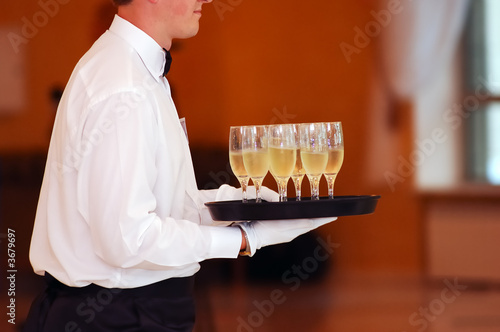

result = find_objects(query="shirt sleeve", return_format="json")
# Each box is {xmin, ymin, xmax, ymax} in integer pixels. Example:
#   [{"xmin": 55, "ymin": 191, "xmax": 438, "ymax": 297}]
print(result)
[{"xmin": 76, "ymin": 90, "xmax": 241, "ymax": 270}]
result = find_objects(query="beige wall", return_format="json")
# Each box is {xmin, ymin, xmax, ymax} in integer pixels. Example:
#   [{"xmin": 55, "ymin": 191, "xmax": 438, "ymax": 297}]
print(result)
[
  {"xmin": 0, "ymin": 0, "xmax": 422, "ymax": 275},
  {"xmin": 0, "ymin": 0, "xmax": 114, "ymax": 151}
]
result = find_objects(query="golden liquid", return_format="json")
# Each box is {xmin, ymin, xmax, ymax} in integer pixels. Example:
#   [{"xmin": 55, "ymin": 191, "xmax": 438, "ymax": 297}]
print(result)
[
  {"xmin": 300, "ymin": 150, "xmax": 328, "ymax": 176},
  {"xmin": 292, "ymin": 149, "xmax": 305, "ymax": 176},
  {"xmin": 229, "ymin": 152, "xmax": 248, "ymax": 178},
  {"xmin": 324, "ymin": 148, "xmax": 344, "ymax": 175},
  {"xmin": 242, "ymin": 151, "xmax": 269, "ymax": 178},
  {"xmin": 269, "ymin": 147, "xmax": 296, "ymax": 178}
]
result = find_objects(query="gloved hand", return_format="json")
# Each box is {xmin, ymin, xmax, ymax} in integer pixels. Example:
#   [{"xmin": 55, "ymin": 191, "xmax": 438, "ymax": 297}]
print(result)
[
  {"xmin": 216, "ymin": 184, "xmax": 279, "ymax": 202},
  {"xmin": 236, "ymin": 216, "xmax": 336, "ymax": 256},
  {"xmin": 200, "ymin": 184, "xmax": 280, "ymax": 226}
]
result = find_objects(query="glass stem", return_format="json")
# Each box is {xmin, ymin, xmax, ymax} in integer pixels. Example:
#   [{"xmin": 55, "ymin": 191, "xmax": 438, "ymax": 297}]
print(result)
[
  {"xmin": 253, "ymin": 178, "xmax": 263, "ymax": 203},
  {"xmin": 326, "ymin": 174, "xmax": 337, "ymax": 199},
  {"xmin": 240, "ymin": 178, "xmax": 249, "ymax": 203},
  {"xmin": 292, "ymin": 177, "xmax": 303, "ymax": 201},
  {"xmin": 277, "ymin": 178, "xmax": 288, "ymax": 202},
  {"xmin": 309, "ymin": 175, "xmax": 321, "ymax": 200}
]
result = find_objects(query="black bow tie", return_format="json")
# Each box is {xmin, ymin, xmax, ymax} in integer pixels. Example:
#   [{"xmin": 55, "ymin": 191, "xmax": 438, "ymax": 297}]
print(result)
[{"xmin": 163, "ymin": 48, "xmax": 172, "ymax": 76}]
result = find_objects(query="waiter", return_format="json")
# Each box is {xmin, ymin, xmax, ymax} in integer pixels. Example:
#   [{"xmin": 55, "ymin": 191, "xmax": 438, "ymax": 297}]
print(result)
[{"xmin": 23, "ymin": 0, "xmax": 335, "ymax": 331}]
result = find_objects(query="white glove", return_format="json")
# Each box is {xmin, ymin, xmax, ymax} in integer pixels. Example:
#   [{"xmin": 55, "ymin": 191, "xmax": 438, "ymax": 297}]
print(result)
[
  {"xmin": 201, "ymin": 184, "xmax": 279, "ymax": 226},
  {"xmin": 216, "ymin": 184, "xmax": 279, "ymax": 202},
  {"xmin": 237, "ymin": 216, "xmax": 336, "ymax": 256}
]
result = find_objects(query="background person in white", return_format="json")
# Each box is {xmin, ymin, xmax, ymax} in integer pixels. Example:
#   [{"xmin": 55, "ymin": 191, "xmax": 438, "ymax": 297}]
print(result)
[{"xmin": 24, "ymin": 0, "xmax": 335, "ymax": 331}]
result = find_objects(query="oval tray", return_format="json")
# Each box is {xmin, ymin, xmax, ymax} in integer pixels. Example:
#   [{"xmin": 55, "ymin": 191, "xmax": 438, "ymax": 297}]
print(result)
[{"xmin": 205, "ymin": 195, "xmax": 381, "ymax": 221}]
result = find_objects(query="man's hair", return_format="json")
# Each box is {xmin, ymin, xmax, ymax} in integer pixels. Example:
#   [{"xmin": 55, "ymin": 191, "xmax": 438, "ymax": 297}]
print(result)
[{"xmin": 111, "ymin": 0, "xmax": 133, "ymax": 6}]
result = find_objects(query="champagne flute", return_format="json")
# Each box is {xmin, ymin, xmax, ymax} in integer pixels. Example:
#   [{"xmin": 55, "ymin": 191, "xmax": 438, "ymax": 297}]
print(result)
[
  {"xmin": 242, "ymin": 125, "xmax": 269, "ymax": 203},
  {"xmin": 299, "ymin": 123, "xmax": 328, "ymax": 200},
  {"xmin": 229, "ymin": 126, "xmax": 250, "ymax": 202},
  {"xmin": 324, "ymin": 122, "xmax": 344, "ymax": 199},
  {"xmin": 268, "ymin": 124, "xmax": 296, "ymax": 202},
  {"xmin": 291, "ymin": 124, "xmax": 305, "ymax": 201}
]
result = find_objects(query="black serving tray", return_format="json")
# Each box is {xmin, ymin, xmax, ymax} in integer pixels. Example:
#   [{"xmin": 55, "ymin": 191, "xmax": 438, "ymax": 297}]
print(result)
[{"xmin": 205, "ymin": 195, "xmax": 380, "ymax": 221}]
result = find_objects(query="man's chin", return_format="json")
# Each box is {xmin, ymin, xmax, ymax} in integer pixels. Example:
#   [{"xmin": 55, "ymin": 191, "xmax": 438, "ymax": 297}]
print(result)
[
  {"xmin": 189, "ymin": 24, "xmax": 200, "ymax": 37},
  {"xmin": 171, "ymin": 22, "xmax": 201, "ymax": 41},
  {"xmin": 182, "ymin": 23, "xmax": 201, "ymax": 39}
]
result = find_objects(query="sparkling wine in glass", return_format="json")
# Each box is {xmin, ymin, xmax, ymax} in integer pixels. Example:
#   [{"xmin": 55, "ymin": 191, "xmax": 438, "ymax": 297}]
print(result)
[
  {"xmin": 299, "ymin": 123, "xmax": 328, "ymax": 200},
  {"xmin": 229, "ymin": 126, "xmax": 250, "ymax": 202},
  {"xmin": 242, "ymin": 125, "xmax": 269, "ymax": 203},
  {"xmin": 268, "ymin": 124, "xmax": 296, "ymax": 202},
  {"xmin": 291, "ymin": 124, "xmax": 305, "ymax": 201},
  {"xmin": 324, "ymin": 122, "xmax": 344, "ymax": 199}
]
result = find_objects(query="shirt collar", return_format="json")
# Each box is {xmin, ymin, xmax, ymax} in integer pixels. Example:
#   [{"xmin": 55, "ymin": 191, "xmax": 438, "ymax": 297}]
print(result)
[{"xmin": 108, "ymin": 14, "xmax": 166, "ymax": 81}]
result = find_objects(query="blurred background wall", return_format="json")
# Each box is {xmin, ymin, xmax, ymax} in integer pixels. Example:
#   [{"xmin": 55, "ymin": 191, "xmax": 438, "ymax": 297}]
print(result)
[
  {"xmin": 0, "ymin": 0, "xmax": 421, "ymax": 275},
  {"xmin": 2, "ymin": 0, "xmax": 500, "ymax": 330},
  {"xmin": 0, "ymin": 0, "xmax": 500, "ymax": 330}
]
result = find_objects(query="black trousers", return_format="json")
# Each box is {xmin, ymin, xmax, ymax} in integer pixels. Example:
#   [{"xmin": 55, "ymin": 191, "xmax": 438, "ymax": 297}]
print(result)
[{"xmin": 22, "ymin": 274, "xmax": 196, "ymax": 332}]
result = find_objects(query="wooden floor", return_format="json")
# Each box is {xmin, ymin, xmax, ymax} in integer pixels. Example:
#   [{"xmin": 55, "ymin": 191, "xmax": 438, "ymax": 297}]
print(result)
[
  {"xmin": 3, "ymin": 269, "xmax": 500, "ymax": 332},
  {"xmin": 194, "ymin": 272, "xmax": 500, "ymax": 332}
]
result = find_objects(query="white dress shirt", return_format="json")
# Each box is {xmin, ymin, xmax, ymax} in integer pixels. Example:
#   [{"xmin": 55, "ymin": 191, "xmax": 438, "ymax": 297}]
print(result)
[{"xmin": 29, "ymin": 15, "xmax": 242, "ymax": 288}]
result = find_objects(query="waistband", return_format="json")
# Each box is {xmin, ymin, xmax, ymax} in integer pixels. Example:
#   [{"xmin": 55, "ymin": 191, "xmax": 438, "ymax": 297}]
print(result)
[{"xmin": 44, "ymin": 273, "xmax": 195, "ymax": 298}]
